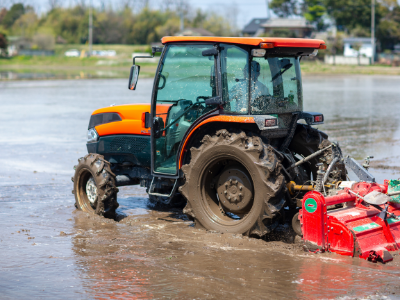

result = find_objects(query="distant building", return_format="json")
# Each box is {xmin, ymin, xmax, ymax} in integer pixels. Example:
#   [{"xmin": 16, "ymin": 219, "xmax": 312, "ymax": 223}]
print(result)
[
  {"xmin": 7, "ymin": 36, "xmax": 32, "ymax": 56},
  {"xmin": 175, "ymin": 28, "xmax": 214, "ymax": 37},
  {"xmin": 261, "ymin": 18, "xmax": 314, "ymax": 38},
  {"xmin": 343, "ymin": 38, "xmax": 374, "ymax": 58},
  {"xmin": 394, "ymin": 44, "xmax": 400, "ymax": 54},
  {"xmin": 242, "ymin": 18, "xmax": 269, "ymax": 37}
]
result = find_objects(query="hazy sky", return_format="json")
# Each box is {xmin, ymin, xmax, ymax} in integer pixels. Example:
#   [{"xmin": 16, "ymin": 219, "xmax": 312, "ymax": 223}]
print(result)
[{"xmin": 1, "ymin": 0, "xmax": 271, "ymax": 29}]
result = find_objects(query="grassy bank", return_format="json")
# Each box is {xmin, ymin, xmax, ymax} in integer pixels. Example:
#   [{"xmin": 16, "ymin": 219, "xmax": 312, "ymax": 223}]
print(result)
[
  {"xmin": 301, "ymin": 61, "xmax": 400, "ymax": 76},
  {"xmin": 1, "ymin": 44, "xmax": 400, "ymax": 80}
]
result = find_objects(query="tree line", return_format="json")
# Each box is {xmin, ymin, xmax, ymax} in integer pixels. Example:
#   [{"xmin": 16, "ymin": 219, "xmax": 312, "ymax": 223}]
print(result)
[
  {"xmin": 0, "ymin": 1, "xmax": 399, "ymax": 52},
  {"xmin": 0, "ymin": 2, "xmax": 237, "ymax": 49},
  {"xmin": 270, "ymin": 0, "xmax": 400, "ymax": 50}
]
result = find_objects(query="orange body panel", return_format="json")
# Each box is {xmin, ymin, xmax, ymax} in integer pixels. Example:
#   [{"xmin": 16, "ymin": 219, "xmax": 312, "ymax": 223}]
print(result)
[
  {"xmin": 178, "ymin": 115, "xmax": 255, "ymax": 168},
  {"xmin": 94, "ymin": 104, "xmax": 171, "ymax": 136},
  {"xmin": 161, "ymin": 36, "xmax": 325, "ymax": 48}
]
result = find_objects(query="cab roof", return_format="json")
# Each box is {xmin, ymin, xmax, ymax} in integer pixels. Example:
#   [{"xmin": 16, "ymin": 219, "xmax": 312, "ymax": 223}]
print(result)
[{"xmin": 161, "ymin": 36, "xmax": 326, "ymax": 49}]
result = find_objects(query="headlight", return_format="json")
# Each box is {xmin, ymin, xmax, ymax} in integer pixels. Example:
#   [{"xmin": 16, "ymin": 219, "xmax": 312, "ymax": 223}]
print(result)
[
  {"xmin": 88, "ymin": 113, "xmax": 122, "ymax": 129},
  {"xmin": 87, "ymin": 128, "xmax": 99, "ymax": 143}
]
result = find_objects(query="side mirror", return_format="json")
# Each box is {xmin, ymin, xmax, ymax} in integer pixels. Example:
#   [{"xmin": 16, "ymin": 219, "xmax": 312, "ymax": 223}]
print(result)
[{"xmin": 128, "ymin": 65, "xmax": 140, "ymax": 90}]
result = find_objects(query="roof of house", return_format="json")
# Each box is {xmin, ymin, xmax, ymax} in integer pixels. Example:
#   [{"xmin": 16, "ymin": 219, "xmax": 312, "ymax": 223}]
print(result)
[
  {"xmin": 161, "ymin": 36, "xmax": 325, "ymax": 48},
  {"xmin": 343, "ymin": 38, "xmax": 373, "ymax": 44},
  {"xmin": 262, "ymin": 18, "xmax": 314, "ymax": 29},
  {"xmin": 242, "ymin": 18, "xmax": 269, "ymax": 34}
]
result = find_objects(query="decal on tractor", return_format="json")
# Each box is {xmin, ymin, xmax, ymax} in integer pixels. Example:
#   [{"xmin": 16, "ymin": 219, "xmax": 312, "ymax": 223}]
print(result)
[{"xmin": 304, "ymin": 198, "xmax": 318, "ymax": 213}]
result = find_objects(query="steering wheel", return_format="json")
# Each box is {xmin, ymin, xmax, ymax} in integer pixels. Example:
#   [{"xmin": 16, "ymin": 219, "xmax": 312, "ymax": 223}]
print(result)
[{"xmin": 196, "ymin": 96, "xmax": 210, "ymax": 102}]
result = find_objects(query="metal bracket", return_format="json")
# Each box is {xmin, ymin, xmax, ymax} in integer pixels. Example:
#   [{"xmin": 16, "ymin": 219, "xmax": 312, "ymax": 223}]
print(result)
[
  {"xmin": 344, "ymin": 156, "xmax": 375, "ymax": 182},
  {"xmin": 132, "ymin": 46, "xmax": 163, "ymax": 65},
  {"xmin": 148, "ymin": 177, "xmax": 179, "ymax": 203}
]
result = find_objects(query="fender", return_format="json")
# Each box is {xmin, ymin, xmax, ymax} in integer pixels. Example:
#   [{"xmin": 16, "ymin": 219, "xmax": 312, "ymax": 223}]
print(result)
[{"xmin": 178, "ymin": 114, "xmax": 256, "ymax": 169}]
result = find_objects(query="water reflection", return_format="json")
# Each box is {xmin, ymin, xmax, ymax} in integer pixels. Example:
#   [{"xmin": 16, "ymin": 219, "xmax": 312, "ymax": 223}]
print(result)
[{"xmin": 72, "ymin": 213, "xmax": 154, "ymax": 299}]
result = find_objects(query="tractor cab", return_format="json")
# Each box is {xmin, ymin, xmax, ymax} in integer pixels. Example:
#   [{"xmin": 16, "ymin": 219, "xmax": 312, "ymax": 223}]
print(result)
[{"xmin": 129, "ymin": 37, "xmax": 326, "ymax": 176}]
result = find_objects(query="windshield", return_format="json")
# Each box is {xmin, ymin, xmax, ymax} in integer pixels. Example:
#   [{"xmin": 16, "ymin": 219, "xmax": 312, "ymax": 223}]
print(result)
[{"xmin": 220, "ymin": 43, "xmax": 302, "ymax": 115}]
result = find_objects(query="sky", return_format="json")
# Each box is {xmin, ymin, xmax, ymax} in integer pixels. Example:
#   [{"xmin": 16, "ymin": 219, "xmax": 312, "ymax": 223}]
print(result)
[{"xmin": 1, "ymin": 0, "xmax": 271, "ymax": 29}]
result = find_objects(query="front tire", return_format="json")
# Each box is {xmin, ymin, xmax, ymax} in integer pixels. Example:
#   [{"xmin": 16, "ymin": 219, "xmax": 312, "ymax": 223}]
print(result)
[
  {"xmin": 73, "ymin": 154, "xmax": 119, "ymax": 218},
  {"xmin": 180, "ymin": 130, "xmax": 286, "ymax": 237}
]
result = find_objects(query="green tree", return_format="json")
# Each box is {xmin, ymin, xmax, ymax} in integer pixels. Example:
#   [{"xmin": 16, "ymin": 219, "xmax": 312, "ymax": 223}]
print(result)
[
  {"xmin": 191, "ymin": 9, "xmax": 207, "ymax": 28},
  {"xmin": 1, "ymin": 3, "xmax": 25, "ymax": 28},
  {"xmin": 325, "ymin": 0, "xmax": 382, "ymax": 31},
  {"xmin": 303, "ymin": 0, "xmax": 326, "ymax": 30},
  {"xmin": 269, "ymin": 0, "xmax": 300, "ymax": 17},
  {"xmin": 202, "ymin": 12, "xmax": 235, "ymax": 36},
  {"xmin": 128, "ymin": 8, "xmax": 167, "ymax": 44},
  {"xmin": 269, "ymin": 0, "xmax": 326, "ymax": 30},
  {"xmin": 0, "ymin": 32, "xmax": 7, "ymax": 50}
]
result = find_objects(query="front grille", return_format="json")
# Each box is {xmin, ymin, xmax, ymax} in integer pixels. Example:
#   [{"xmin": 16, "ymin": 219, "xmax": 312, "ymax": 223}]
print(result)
[{"xmin": 107, "ymin": 136, "xmax": 148, "ymax": 154}]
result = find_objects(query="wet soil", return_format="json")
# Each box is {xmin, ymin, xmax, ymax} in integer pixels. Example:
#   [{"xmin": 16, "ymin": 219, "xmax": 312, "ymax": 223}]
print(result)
[{"xmin": 1, "ymin": 77, "xmax": 400, "ymax": 299}]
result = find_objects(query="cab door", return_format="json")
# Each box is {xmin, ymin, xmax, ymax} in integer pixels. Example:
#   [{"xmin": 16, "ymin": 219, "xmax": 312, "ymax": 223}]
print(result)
[{"xmin": 151, "ymin": 44, "xmax": 218, "ymax": 175}]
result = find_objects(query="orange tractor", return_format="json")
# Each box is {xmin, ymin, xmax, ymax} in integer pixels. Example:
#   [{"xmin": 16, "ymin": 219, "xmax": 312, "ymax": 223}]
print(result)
[{"xmin": 73, "ymin": 36, "xmax": 349, "ymax": 237}]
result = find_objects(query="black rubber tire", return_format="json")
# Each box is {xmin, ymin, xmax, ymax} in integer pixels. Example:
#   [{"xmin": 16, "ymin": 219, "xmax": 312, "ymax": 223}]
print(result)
[
  {"xmin": 180, "ymin": 130, "xmax": 286, "ymax": 237},
  {"xmin": 73, "ymin": 153, "xmax": 119, "ymax": 219}
]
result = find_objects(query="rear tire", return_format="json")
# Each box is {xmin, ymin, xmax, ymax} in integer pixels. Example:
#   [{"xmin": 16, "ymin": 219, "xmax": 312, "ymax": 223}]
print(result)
[
  {"xmin": 180, "ymin": 130, "xmax": 286, "ymax": 237},
  {"xmin": 73, "ymin": 154, "xmax": 119, "ymax": 219}
]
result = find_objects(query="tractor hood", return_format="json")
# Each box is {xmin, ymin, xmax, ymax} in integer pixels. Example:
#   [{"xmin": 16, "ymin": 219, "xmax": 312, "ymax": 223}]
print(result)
[{"xmin": 90, "ymin": 103, "xmax": 171, "ymax": 136}]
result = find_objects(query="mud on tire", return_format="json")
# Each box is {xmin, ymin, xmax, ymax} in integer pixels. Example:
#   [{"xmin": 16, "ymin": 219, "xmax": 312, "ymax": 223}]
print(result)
[
  {"xmin": 180, "ymin": 130, "xmax": 286, "ymax": 237},
  {"xmin": 73, "ymin": 153, "xmax": 119, "ymax": 218}
]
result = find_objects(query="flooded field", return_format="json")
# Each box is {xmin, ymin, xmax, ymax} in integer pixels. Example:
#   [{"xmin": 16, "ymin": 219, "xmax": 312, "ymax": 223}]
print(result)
[{"xmin": 1, "ymin": 76, "xmax": 400, "ymax": 299}]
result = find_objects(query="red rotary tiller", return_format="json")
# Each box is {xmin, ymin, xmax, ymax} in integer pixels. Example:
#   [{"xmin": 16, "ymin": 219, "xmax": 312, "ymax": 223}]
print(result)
[{"xmin": 300, "ymin": 180, "xmax": 400, "ymax": 263}]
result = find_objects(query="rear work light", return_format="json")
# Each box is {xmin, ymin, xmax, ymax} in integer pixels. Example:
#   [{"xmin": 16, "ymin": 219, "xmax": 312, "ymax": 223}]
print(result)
[
  {"xmin": 251, "ymin": 49, "xmax": 266, "ymax": 57},
  {"xmin": 314, "ymin": 115, "xmax": 323, "ymax": 123},
  {"xmin": 265, "ymin": 118, "xmax": 277, "ymax": 127},
  {"xmin": 259, "ymin": 42, "xmax": 274, "ymax": 49}
]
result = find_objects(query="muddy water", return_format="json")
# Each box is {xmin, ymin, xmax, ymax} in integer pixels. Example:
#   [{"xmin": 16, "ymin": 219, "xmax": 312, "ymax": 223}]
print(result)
[{"xmin": 1, "ymin": 76, "xmax": 400, "ymax": 299}]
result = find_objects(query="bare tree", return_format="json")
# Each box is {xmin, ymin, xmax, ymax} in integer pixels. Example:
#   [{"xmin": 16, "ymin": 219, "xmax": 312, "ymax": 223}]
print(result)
[
  {"xmin": 75, "ymin": 0, "xmax": 87, "ymax": 8},
  {"xmin": 48, "ymin": 0, "xmax": 61, "ymax": 10},
  {"xmin": 117, "ymin": 0, "xmax": 134, "ymax": 10},
  {"xmin": 159, "ymin": 0, "xmax": 176, "ymax": 11}
]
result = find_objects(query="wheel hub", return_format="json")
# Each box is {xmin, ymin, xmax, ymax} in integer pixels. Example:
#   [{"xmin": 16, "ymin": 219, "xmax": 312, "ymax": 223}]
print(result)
[
  {"xmin": 217, "ymin": 165, "xmax": 253, "ymax": 213},
  {"xmin": 86, "ymin": 177, "xmax": 98, "ymax": 204}
]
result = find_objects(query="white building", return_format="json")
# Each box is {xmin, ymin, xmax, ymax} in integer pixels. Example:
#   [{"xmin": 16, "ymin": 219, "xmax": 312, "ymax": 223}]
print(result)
[{"xmin": 343, "ymin": 38, "xmax": 374, "ymax": 58}]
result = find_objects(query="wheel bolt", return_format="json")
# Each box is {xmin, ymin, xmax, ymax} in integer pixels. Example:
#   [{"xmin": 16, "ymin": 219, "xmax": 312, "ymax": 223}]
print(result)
[
  {"xmin": 239, "ymin": 193, "xmax": 242, "ymax": 198},
  {"xmin": 239, "ymin": 186, "xmax": 242, "ymax": 190},
  {"xmin": 228, "ymin": 196, "xmax": 231, "ymax": 200},
  {"xmin": 224, "ymin": 191, "xmax": 227, "ymax": 194}
]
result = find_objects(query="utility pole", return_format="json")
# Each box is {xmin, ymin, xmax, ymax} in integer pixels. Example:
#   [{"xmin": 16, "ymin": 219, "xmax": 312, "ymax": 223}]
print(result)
[
  {"xmin": 371, "ymin": 0, "xmax": 375, "ymax": 63},
  {"xmin": 266, "ymin": 0, "xmax": 271, "ymax": 19},
  {"xmin": 89, "ymin": 0, "xmax": 93, "ymax": 57},
  {"xmin": 179, "ymin": 0, "xmax": 184, "ymax": 32}
]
